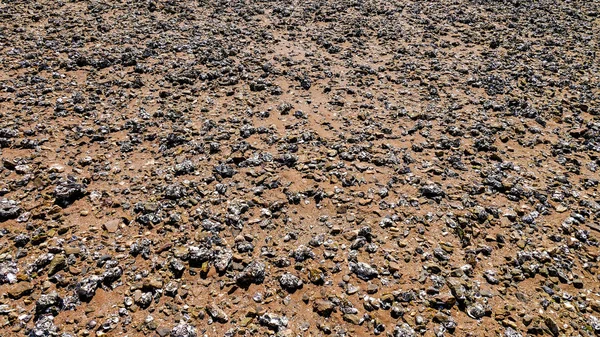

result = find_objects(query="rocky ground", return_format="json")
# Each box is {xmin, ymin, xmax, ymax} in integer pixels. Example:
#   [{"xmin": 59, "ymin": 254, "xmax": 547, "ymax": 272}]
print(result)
[{"xmin": 0, "ymin": 0, "xmax": 599, "ymax": 336}]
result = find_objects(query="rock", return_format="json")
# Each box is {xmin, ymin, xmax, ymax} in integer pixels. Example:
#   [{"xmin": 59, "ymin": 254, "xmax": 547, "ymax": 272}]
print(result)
[
  {"xmin": 420, "ymin": 184, "xmax": 445, "ymax": 199},
  {"xmin": 258, "ymin": 313, "xmax": 288, "ymax": 331},
  {"xmin": 99, "ymin": 316, "xmax": 119, "ymax": 333},
  {"xmin": 588, "ymin": 316, "xmax": 600, "ymax": 332},
  {"xmin": 63, "ymin": 247, "xmax": 80, "ymax": 255},
  {"xmin": 236, "ymin": 261, "xmax": 265, "ymax": 285},
  {"xmin": 393, "ymin": 323, "xmax": 416, "ymax": 337},
  {"xmin": 544, "ymin": 316, "xmax": 559, "ymax": 337},
  {"xmin": 143, "ymin": 277, "xmax": 163, "ymax": 290},
  {"xmin": 396, "ymin": 290, "xmax": 416, "ymax": 303},
  {"xmin": 504, "ymin": 327, "xmax": 523, "ymax": 337},
  {"xmin": 47, "ymin": 255, "xmax": 66, "ymax": 276},
  {"xmin": 213, "ymin": 248, "xmax": 232, "ymax": 273},
  {"xmin": 36, "ymin": 292, "xmax": 63, "ymax": 316},
  {"xmin": 102, "ymin": 266, "xmax": 123, "ymax": 285},
  {"xmin": 214, "ymin": 164, "xmax": 236, "ymax": 178},
  {"xmin": 349, "ymin": 262, "xmax": 378, "ymax": 280},
  {"xmin": 54, "ymin": 177, "xmax": 86, "ymax": 207},
  {"xmin": 103, "ymin": 219, "xmax": 120, "ymax": 233},
  {"xmin": 290, "ymin": 245, "xmax": 315, "ymax": 262},
  {"xmin": 432, "ymin": 293, "xmax": 456, "ymax": 308},
  {"xmin": 367, "ymin": 283, "xmax": 379, "ymax": 294},
  {"xmin": 466, "ymin": 303, "xmax": 486, "ymax": 319},
  {"xmin": 0, "ymin": 261, "xmax": 18, "ymax": 284},
  {"xmin": 206, "ymin": 304, "xmax": 229, "ymax": 323},
  {"xmin": 157, "ymin": 326, "xmax": 171, "ymax": 337},
  {"xmin": 279, "ymin": 273, "xmax": 303, "ymax": 291},
  {"xmin": 76, "ymin": 275, "xmax": 102, "ymax": 301},
  {"xmin": 169, "ymin": 259, "xmax": 186, "ymax": 278},
  {"xmin": 135, "ymin": 291, "xmax": 153, "ymax": 308},
  {"xmin": 0, "ymin": 199, "xmax": 21, "ymax": 221},
  {"xmin": 170, "ymin": 322, "xmax": 197, "ymax": 337},
  {"xmin": 447, "ymin": 278, "xmax": 466, "ymax": 302},
  {"xmin": 27, "ymin": 253, "xmax": 54, "ymax": 275},
  {"xmin": 555, "ymin": 205, "xmax": 568, "ymax": 213},
  {"xmin": 343, "ymin": 313, "xmax": 361, "ymax": 325},
  {"xmin": 8, "ymin": 282, "xmax": 33, "ymax": 299},
  {"xmin": 308, "ymin": 268, "xmax": 325, "ymax": 284},
  {"xmin": 164, "ymin": 281, "xmax": 178, "ymax": 297},
  {"xmin": 187, "ymin": 246, "xmax": 212, "ymax": 266},
  {"xmin": 313, "ymin": 299, "xmax": 335, "ymax": 317},
  {"xmin": 30, "ymin": 315, "xmax": 58, "ymax": 337}
]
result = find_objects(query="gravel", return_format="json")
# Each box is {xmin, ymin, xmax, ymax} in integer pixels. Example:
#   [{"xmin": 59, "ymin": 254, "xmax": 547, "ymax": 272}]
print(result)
[{"xmin": 0, "ymin": 0, "xmax": 599, "ymax": 336}]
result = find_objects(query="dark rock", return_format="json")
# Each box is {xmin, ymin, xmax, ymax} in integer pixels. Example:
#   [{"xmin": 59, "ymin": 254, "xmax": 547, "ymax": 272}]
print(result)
[
  {"xmin": 0, "ymin": 199, "xmax": 21, "ymax": 221},
  {"xmin": 76, "ymin": 275, "xmax": 103, "ymax": 301},
  {"xmin": 393, "ymin": 323, "xmax": 416, "ymax": 337},
  {"xmin": 29, "ymin": 315, "xmax": 58, "ymax": 337},
  {"xmin": 0, "ymin": 261, "xmax": 18, "ymax": 284},
  {"xmin": 349, "ymin": 262, "xmax": 378, "ymax": 280},
  {"xmin": 420, "ymin": 184, "xmax": 445, "ymax": 199},
  {"xmin": 35, "ymin": 292, "xmax": 63, "ymax": 316},
  {"xmin": 279, "ymin": 273, "xmax": 303, "ymax": 291},
  {"xmin": 170, "ymin": 322, "xmax": 197, "ymax": 337},
  {"xmin": 236, "ymin": 261, "xmax": 265, "ymax": 285},
  {"xmin": 54, "ymin": 177, "xmax": 86, "ymax": 207},
  {"xmin": 258, "ymin": 313, "xmax": 288, "ymax": 331}
]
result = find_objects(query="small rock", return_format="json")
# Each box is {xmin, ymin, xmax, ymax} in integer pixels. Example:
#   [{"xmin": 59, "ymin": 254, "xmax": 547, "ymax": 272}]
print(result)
[
  {"xmin": 170, "ymin": 322, "xmax": 197, "ymax": 337},
  {"xmin": 343, "ymin": 313, "xmax": 361, "ymax": 325},
  {"xmin": 258, "ymin": 313, "xmax": 288, "ymax": 331},
  {"xmin": 47, "ymin": 255, "xmax": 66, "ymax": 276},
  {"xmin": 0, "ymin": 199, "xmax": 21, "ymax": 222},
  {"xmin": 349, "ymin": 262, "xmax": 378, "ymax": 280},
  {"xmin": 8, "ymin": 282, "xmax": 33, "ymax": 299},
  {"xmin": 544, "ymin": 316, "xmax": 559, "ymax": 337},
  {"xmin": 54, "ymin": 177, "xmax": 86, "ymax": 207},
  {"xmin": 36, "ymin": 292, "xmax": 63, "ymax": 316},
  {"xmin": 206, "ymin": 304, "xmax": 229, "ymax": 323},
  {"xmin": 279, "ymin": 273, "xmax": 303, "ymax": 291},
  {"xmin": 103, "ymin": 219, "xmax": 120, "ymax": 233},
  {"xmin": 236, "ymin": 261, "xmax": 265, "ymax": 285},
  {"xmin": 313, "ymin": 299, "xmax": 335, "ymax": 317},
  {"xmin": 393, "ymin": 323, "xmax": 416, "ymax": 337}
]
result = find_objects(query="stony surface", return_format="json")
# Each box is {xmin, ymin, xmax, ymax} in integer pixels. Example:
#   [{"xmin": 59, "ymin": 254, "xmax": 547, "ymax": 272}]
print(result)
[{"xmin": 0, "ymin": 0, "xmax": 599, "ymax": 336}]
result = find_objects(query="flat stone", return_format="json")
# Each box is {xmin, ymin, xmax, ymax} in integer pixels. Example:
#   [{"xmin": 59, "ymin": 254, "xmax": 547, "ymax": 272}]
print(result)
[
  {"xmin": 555, "ymin": 205, "xmax": 568, "ymax": 213},
  {"xmin": 47, "ymin": 255, "xmax": 66, "ymax": 276},
  {"xmin": 8, "ymin": 282, "xmax": 33, "ymax": 299},
  {"xmin": 103, "ymin": 219, "xmax": 120, "ymax": 233},
  {"xmin": 156, "ymin": 326, "xmax": 170, "ymax": 337},
  {"xmin": 143, "ymin": 278, "xmax": 164, "ymax": 290},
  {"xmin": 64, "ymin": 247, "xmax": 81, "ymax": 255},
  {"xmin": 343, "ymin": 313, "xmax": 361, "ymax": 325}
]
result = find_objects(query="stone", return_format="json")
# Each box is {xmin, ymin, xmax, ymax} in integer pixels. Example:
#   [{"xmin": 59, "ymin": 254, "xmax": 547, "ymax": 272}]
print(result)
[
  {"xmin": 279, "ymin": 273, "xmax": 303, "ymax": 291},
  {"xmin": 103, "ymin": 219, "xmax": 120, "ymax": 233},
  {"xmin": 313, "ymin": 299, "xmax": 335, "ymax": 317},
  {"xmin": 0, "ymin": 199, "xmax": 21, "ymax": 222},
  {"xmin": 8, "ymin": 282, "xmax": 33, "ymax": 299},
  {"xmin": 206, "ymin": 304, "xmax": 229, "ymax": 323},
  {"xmin": 343, "ymin": 313, "xmax": 361, "ymax": 325},
  {"xmin": 236, "ymin": 261, "xmax": 265, "ymax": 285},
  {"xmin": 170, "ymin": 322, "xmax": 197, "ymax": 337},
  {"xmin": 349, "ymin": 262, "xmax": 378, "ymax": 280},
  {"xmin": 47, "ymin": 255, "xmax": 66, "ymax": 276}
]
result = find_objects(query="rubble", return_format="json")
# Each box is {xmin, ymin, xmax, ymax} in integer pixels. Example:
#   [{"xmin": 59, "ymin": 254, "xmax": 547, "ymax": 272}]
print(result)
[{"xmin": 0, "ymin": 0, "xmax": 599, "ymax": 335}]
